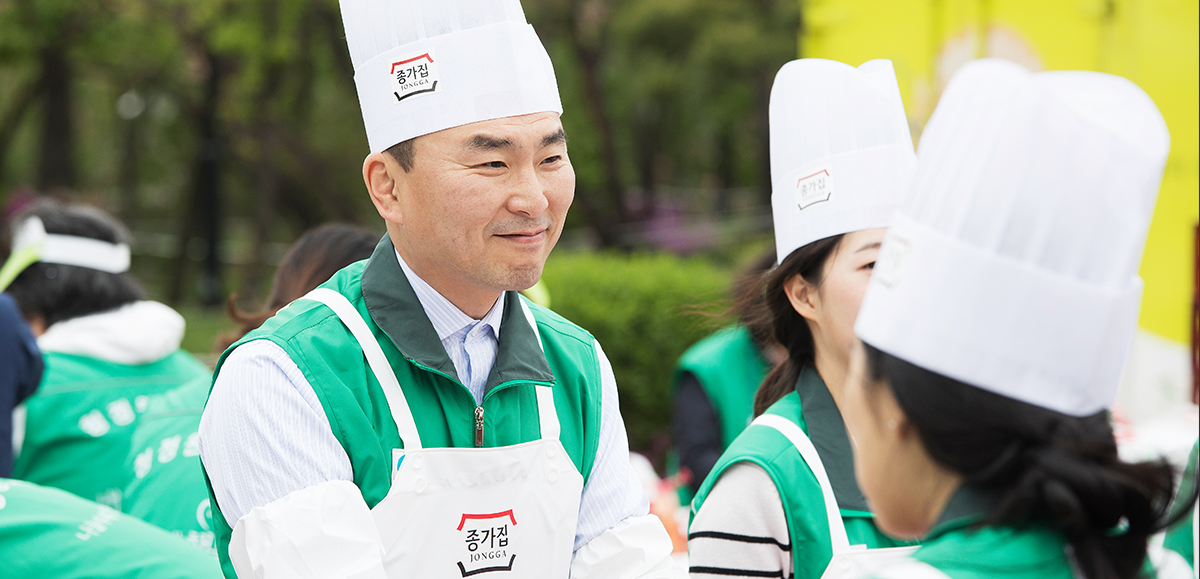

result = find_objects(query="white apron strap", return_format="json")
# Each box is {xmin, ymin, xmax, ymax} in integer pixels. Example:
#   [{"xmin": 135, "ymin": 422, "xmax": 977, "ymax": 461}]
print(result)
[
  {"xmin": 871, "ymin": 560, "xmax": 952, "ymax": 579},
  {"xmin": 301, "ymin": 288, "xmax": 423, "ymax": 451},
  {"xmin": 752, "ymin": 413, "xmax": 851, "ymax": 553},
  {"xmin": 519, "ymin": 298, "xmax": 561, "ymax": 442}
]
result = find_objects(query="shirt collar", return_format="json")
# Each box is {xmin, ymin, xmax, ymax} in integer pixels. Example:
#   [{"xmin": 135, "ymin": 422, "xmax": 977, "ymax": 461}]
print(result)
[
  {"xmin": 394, "ymin": 249, "xmax": 504, "ymax": 342},
  {"xmin": 795, "ymin": 365, "xmax": 871, "ymax": 512}
]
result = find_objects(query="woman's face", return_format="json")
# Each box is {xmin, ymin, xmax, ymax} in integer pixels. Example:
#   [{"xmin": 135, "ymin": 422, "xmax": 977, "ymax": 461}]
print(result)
[
  {"xmin": 789, "ymin": 228, "xmax": 886, "ymax": 372},
  {"xmin": 843, "ymin": 341, "xmax": 960, "ymax": 539}
]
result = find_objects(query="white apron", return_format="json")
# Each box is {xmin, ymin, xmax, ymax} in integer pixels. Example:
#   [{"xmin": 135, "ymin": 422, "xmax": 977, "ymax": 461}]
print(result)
[
  {"xmin": 751, "ymin": 414, "xmax": 918, "ymax": 579},
  {"xmin": 306, "ymin": 288, "xmax": 584, "ymax": 578}
]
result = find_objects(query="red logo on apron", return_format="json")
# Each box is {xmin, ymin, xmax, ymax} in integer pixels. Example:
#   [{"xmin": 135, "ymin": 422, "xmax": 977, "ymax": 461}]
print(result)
[{"xmin": 457, "ymin": 510, "xmax": 517, "ymax": 576}]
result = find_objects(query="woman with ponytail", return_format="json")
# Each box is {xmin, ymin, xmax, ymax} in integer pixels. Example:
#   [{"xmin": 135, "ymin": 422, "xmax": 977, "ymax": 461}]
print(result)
[
  {"xmin": 687, "ymin": 58, "xmax": 920, "ymax": 579},
  {"xmin": 841, "ymin": 59, "xmax": 1198, "ymax": 579}
]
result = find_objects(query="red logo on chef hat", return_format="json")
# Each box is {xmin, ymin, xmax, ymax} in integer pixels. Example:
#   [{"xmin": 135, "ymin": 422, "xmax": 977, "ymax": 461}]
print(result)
[
  {"xmin": 390, "ymin": 50, "xmax": 440, "ymax": 102},
  {"xmin": 457, "ymin": 510, "xmax": 517, "ymax": 576}
]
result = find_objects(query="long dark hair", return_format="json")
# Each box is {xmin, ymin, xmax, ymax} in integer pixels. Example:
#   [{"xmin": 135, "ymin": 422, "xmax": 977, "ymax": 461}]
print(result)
[
  {"xmin": 862, "ymin": 342, "xmax": 1198, "ymax": 579},
  {"xmin": 214, "ymin": 223, "xmax": 377, "ymax": 352},
  {"xmin": 750, "ymin": 234, "xmax": 844, "ymax": 416}
]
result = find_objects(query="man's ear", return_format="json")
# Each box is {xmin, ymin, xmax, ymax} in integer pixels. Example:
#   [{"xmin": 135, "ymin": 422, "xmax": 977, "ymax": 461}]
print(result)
[
  {"xmin": 784, "ymin": 273, "xmax": 820, "ymax": 323},
  {"xmin": 363, "ymin": 152, "xmax": 405, "ymax": 224}
]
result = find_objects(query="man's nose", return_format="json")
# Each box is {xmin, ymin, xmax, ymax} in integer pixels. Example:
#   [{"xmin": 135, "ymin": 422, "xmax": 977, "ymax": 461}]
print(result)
[{"xmin": 507, "ymin": 166, "xmax": 549, "ymax": 217}]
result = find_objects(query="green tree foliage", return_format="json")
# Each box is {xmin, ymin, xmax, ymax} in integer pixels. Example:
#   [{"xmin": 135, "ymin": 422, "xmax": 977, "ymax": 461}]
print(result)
[
  {"xmin": 539, "ymin": 250, "xmax": 733, "ymax": 454},
  {"xmin": 0, "ymin": 0, "xmax": 797, "ymax": 305}
]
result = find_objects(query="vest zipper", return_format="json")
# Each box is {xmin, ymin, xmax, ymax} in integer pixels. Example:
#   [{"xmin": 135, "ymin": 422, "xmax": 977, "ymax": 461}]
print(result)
[{"xmin": 474, "ymin": 406, "xmax": 485, "ymax": 447}]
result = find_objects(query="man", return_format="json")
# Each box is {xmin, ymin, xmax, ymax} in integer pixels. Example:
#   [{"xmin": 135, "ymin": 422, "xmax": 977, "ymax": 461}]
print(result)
[
  {"xmin": 3, "ymin": 201, "xmax": 210, "ymax": 509},
  {"xmin": 198, "ymin": 1, "xmax": 673, "ymax": 577}
]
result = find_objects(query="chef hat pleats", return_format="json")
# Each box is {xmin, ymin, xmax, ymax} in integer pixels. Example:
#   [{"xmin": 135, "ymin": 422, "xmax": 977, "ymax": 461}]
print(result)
[
  {"xmin": 769, "ymin": 59, "xmax": 917, "ymax": 262},
  {"xmin": 340, "ymin": 0, "xmax": 560, "ymax": 153},
  {"xmin": 855, "ymin": 58, "xmax": 1170, "ymax": 417}
]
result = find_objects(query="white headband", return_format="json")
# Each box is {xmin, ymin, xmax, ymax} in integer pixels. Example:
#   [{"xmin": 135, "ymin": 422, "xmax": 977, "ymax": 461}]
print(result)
[{"xmin": 0, "ymin": 217, "xmax": 131, "ymax": 289}]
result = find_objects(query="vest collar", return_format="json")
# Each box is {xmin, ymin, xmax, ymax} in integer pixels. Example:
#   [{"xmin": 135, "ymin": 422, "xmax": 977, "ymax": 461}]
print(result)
[
  {"xmin": 361, "ymin": 236, "xmax": 555, "ymax": 390},
  {"xmin": 795, "ymin": 365, "xmax": 870, "ymax": 512},
  {"xmin": 926, "ymin": 484, "xmax": 1001, "ymax": 539}
]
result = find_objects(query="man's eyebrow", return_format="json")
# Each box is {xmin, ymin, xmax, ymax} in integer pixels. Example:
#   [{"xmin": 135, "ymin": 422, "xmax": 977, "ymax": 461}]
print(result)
[
  {"xmin": 466, "ymin": 134, "xmax": 516, "ymax": 151},
  {"xmin": 540, "ymin": 129, "xmax": 567, "ymax": 149},
  {"xmin": 856, "ymin": 241, "xmax": 882, "ymax": 253}
]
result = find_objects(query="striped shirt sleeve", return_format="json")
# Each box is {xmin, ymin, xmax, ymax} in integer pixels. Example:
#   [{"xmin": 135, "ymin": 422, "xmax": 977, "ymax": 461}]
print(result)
[{"xmin": 688, "ymin": 462, "xmax": 793, "ymax": 578}]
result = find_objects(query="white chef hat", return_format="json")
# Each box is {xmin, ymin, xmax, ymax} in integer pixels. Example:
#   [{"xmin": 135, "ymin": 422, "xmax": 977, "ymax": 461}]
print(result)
[
  {"xmin": 340, "ymin": 0, "xmax": 562, "ymax": 153},
  {"xmin": 770, "ymin": 59, "xmax": 916, "ymax": 262},
  {"xmin": 855, "ymin": 59, "xmax": 1170, "ymax": 417}
]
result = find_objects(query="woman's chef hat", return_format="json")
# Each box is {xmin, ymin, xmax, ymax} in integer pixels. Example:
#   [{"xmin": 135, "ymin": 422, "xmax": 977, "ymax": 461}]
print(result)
[
  {"xmin": 855, "ymin": 59, "xmax": 1169, "ymax": 417},
  {"xmin": 770, "ymin": 59, "xmax": 916, "ymax": 262},
  {"xmin": 340, "ymin": 0, "xmax": 562, "ymax": 153}
]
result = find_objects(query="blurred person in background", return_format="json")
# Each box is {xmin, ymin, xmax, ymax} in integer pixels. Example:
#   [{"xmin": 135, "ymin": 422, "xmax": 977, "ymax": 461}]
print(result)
[
  {"xmin": 0, "ymin": 293, "xmax": 41, "ymax": 478},
  {"xmin": 844, "ymin": 59, "xmax": 1196, "ymax": 579},
  {"xmin": 213, "ymin": 223, "xmax": 379, "ymax": 352},
  {"xmin": 1, "ymin": 200, "xmax": 209, "ymax": 509},
  {"xmin": 671, "ymin": 248, "xmax": 782, "ymax": 500},
  {"xmin": 120, "ymin": 222, "xmax": 377, "ymax": 557},
  {"xmin": 0, "ymin": 478, "xmax": 221, "ymax": 578},
  {"xmin": 688, "ymin": 59, "xmax": 919, "ymax": 579}
]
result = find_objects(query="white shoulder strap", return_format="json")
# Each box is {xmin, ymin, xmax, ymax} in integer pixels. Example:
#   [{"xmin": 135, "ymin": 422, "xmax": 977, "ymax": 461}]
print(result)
[
  {"xmin": 752, "ymin": 413, "xmax": 851, "ymax": 553},
  {"xmin": 301, "ymin": 288, "xmax": 422, "ymax": 451},
  {"xmin": 519, "ymin": 298, "xmax": 560, "ymax": 442},
  {"xmin": 871, "ymin": 559, "xmax": 953, "ymax": 579}
]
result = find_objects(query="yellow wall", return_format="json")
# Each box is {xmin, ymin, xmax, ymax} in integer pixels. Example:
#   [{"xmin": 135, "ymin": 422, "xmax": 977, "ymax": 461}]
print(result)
[{"xmin": 801, "ymin": 0, "xmax": 1199, "ymax": 345}]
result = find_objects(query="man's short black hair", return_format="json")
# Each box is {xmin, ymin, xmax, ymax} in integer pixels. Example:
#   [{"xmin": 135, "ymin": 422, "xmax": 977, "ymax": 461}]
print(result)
[
  {"xmin": 385, "ymin": 138, "xmax": 416, "ymax": 172},
  {"xmin": 6, "ymin": 201, "xmax": 144, "ymax": 327}
]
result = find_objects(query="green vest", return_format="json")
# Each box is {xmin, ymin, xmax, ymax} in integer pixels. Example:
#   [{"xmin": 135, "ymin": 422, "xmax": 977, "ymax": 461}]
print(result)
[
  {"xmin": 875, "ymin": 484, "xmax": 1164, "ymax": 579},
  {"xmin": 691, "ymin": 381, "xmax": 912, "ymax": 579},
  {"xmin": 204, "ymin": 238, "xmax": 604, "ymax": 579},
  {"xmin": 14, "ymin": 349, "xmax": 210, "ymax": 508},
  {"xmin": 674, "ymin": 325, "xmax": 770, "ymax": 450},
  {"xmin": 123, "ymin": 375, "xmax": 215, "ymax": 557},
  {"xmin": 1164, "ymin": 439, "xmax": 1198, "ymax": 569},
  {"xmin": 0, "ymin": 478, "xmax": 222, "ymax": 578}
]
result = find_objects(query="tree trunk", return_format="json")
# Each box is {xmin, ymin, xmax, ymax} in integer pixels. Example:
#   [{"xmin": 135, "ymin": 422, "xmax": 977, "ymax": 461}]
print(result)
[
  {"xmin": 564, "ymin": 1, "xmax": 626, "ymax": 247},
  {"xmin": 0, "ymin": 79, "xmax": 38, "ymax": 183},
  {"xmin": 168, "ymin": 51, "xmax": 225, "ymax": 307},
  {"xmin": 36, "ymin": 47, "xmax": 76, "ymax": 191},
  {"xmin": 753, "ymin": 68, "xmax": 773, "ymax": 205}
]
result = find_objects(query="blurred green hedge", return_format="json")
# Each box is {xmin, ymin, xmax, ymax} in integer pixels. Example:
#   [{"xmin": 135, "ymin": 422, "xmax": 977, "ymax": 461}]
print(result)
[{"xmin": 539, "ymin": 251, "xmax": 733, "ymax": 454}]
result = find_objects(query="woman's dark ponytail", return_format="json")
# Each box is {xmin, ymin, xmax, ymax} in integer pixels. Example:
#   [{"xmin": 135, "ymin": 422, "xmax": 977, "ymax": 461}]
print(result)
[
  {"xmin": 751, "ymin": 234, "xmax": 843, "ymax": 416},
  {"xmin": 862, "ymin": 343, "xmax": 1196, "ymax": 579}
]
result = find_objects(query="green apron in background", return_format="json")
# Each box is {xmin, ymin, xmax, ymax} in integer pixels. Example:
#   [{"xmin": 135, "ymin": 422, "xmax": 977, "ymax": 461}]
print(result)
[
  {"xmin": 675, "ymin": 325, "xmax": 771, "ymax": 450},
  {"xmin": 671, "ymin": 324, "xmax": 770, "ymax": 503},
  {"xmin": 0, "ymin": 478, "xmax": 222, "ymax": 578},
  {"xmin": 14, "ymin": 350, "xmax": 210, "ymax": 508},
  {"xmin": 123, "ymin": 375, "xmax": 215, "ymax": 557}
]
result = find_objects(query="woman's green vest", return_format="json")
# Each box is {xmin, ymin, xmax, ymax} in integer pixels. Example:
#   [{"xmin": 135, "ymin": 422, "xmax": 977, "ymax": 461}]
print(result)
[
  {"xmin": 0, "ymin": 478, "xmax": 222, "ymax": 578},
  {"xmin": 14, "ymin": 349, "xmax": 210, "ymax": 508},
  {"xmin": 674, "ymin": 325, "xmax": 770, "ymax": 449},
  {"xmin": 203, "ymin": 239, "xmax": 604, "ymax": 578},
  {"xmin": 123, "ymin": 375, "xmax": 215, "ymax": 557},
  {"xmin": 691, "ymin": 371, "xmax": 911, "ymax": 579}
]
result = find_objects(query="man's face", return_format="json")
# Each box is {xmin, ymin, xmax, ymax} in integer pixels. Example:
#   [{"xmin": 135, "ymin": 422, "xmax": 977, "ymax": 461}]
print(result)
[{"xmin": 386, "ymin": 112, "xmax": 574, "ymax": 305}]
